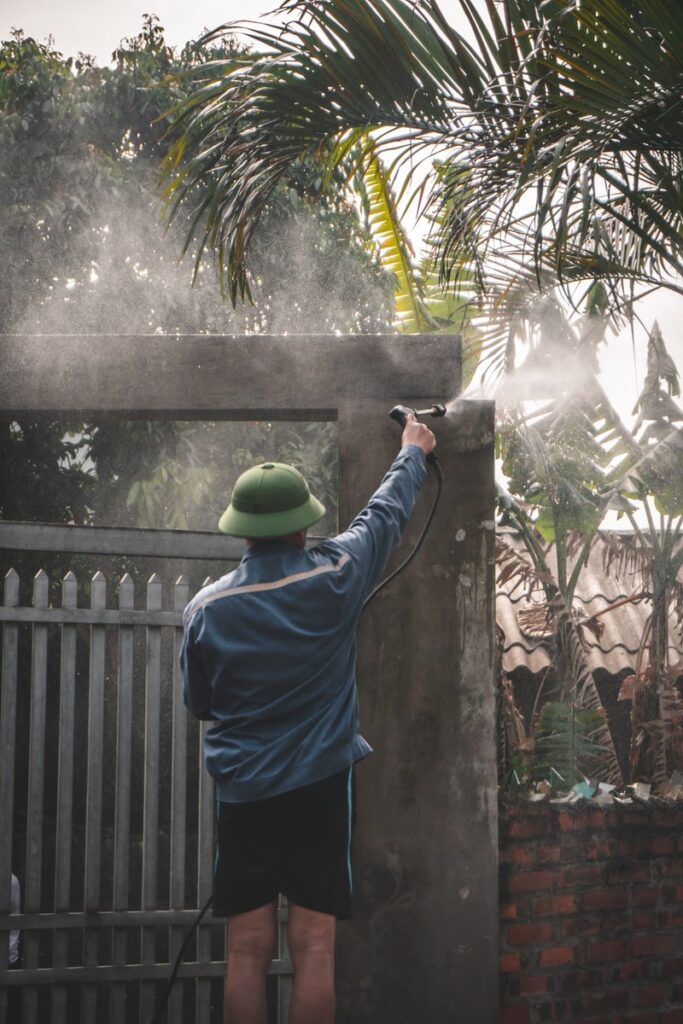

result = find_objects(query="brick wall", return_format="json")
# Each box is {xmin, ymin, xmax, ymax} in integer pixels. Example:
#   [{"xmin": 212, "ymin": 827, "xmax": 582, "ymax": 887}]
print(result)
[{"xmin": 500, "ymin": 803, "xmax": 683, "ymax": 1023}]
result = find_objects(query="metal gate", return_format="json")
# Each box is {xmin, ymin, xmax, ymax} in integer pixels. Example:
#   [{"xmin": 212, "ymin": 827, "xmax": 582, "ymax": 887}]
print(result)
[{"xmin": 0, "ymin": 521, "xmax": 294, "ymax": 1024}]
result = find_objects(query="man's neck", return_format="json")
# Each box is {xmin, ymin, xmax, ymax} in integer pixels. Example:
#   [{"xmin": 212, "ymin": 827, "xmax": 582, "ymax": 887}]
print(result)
[{"xmin": 245, "ymin": 531, "xmax": 307, "ymax": 551}]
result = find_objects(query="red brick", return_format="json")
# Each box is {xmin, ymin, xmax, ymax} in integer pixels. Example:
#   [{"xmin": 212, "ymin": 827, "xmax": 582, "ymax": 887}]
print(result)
[
  {"xmin": 508, "ymin": 817, "xmax": 550, "ymax": 840},
  {"xmin": 614, "ymin": 838, "xmax": 636, "ymax": 857},
  {"xmin": 585, "ymin": 838, "xmax": 612, "ymax": 860},
  {"xmin": 600, "ymin": 911, "xmax": 652, "ymax": 933},
  {"xmin": 587, "ymin": 939, "xmax": 629, "ymax": 962},
  {"xmin": 533, "ymin": 894, "xmax": 577, "ymax": 916},
  {"xmin": 658, "ymin": 909, "xmax": 683, "ymax": 929},
  {"xmin": 649, "ymin": 835, "xmax": 674, "ymax": 855},
  {"xmin": 500, "ymin": 952, "xmax": 521, "ymax": 973},
  {"xmin": 558, "ymin": 971, "xmax": 581, "ymax": 994},
  {"xmin": 577, "ymin": 968, "xmax": 605, "ymax": 988},
  {"xmin": 614, "ymin": 809, "xmax": 647, "ymax": 825},
  {"xmin": 663, "ymin": 956, "xmax": 683, "ymax": 976},
  {"xmin": 556, "ymin": 837, "xmax": 582, "ymax": 863},
  {"xmin": 501, "ymin": 846, "xmax": 534, "ymax": 866},
  {"xmin": 508, "ymin": 923, "xmax": 554, "ymax": 946},
  {"xmin": 539, "ymin": 946, "xmax": 575, "ymax": 968},
  {"xmin": 587, "ymin": 988, "xmax": 629, "ymax": 1011},
  {"xmin": 500, "ymin": 1009, "xmax": 531, "ymax": 1024},
  {"xmin": 557, "ymin": 918, "xmax": 599, "ymax": 940},
  {"xmin": 634, "ymin": 887, "xmax": 660, "ymax": 907},
  {"xmin": 582, "ymin": 889, "xmax": 628, "ymax": 911},
  {"xmin": 508, "ymin": 870, "xmax": 556, "ymax": 893},
  {"xmin": 622, "ymin": 1014, "xmax": 658, "ymax": 1024},
  {"xmin": 606, "ymin": 863, "xmax": 650, "ymax": 885},
  {"xmin": 536, "ymin": 843, "xmax": 561, "ymax": 864},
  {"xmin": 633, "ymin": 934, "xmax": 674, "ymax": 957},
  {"xmin": 559, "ymin": 812, "xmax": 588, "ymax": 832},
  {"xmin": 612, "ymin": 960, "xmax": 643, "ymax": 982},
  {"xmin": 660, "ymin": 1012, "xmax": 683, "ymax": 1024},
  {"xmin": 616, "ymin": 834, "xmax": 674, "ymax": 857},
  {"xmin": 501, "ymin": 901, "xmax": 517, "ymax": 921},
  {"xmin": 587, "ymin": 809, "xmax": 606, "ymax": 828},
  {"xmin": 655, "ymin": 859, "xmax": 683, "ymax": 879},
  {"xmin": 519, "ymin": 974, "xmax": 550, "ymax": 995},
  {"xmin": 650, "ymin": 810, "xmax": 683, "ymax": 827},
  {"xmin": 631, "ymin": 911, "xmax": 657, "ymax": 930},
  {"xmin": 559, "ymin": 864, "xmax": 605, "ymax": 887},
  {"xmin": 633, "ymin": 982, "xmax": 665, "ymax": 1007}
]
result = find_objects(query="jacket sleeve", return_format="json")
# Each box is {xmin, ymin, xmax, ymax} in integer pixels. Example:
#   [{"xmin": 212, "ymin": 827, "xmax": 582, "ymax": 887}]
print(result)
[
  {"xmin": 181, "ymin": 615, "xmax": 214, "ymax": 721},
  {"xmin": 331, "ymin": 444, "xmax": 428, "ymax": 600}
]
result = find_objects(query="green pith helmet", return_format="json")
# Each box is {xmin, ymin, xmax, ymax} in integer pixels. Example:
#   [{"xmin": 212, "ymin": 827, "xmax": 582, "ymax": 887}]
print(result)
[{"xmin": 218, "ymin": 462, "xmax": 326, "ymax": 538}]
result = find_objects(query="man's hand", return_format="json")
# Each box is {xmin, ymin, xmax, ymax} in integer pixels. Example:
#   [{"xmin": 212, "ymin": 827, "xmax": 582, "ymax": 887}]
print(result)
[{"xmin": 402, "ymin": 413, "xmax": 436, "ymax": 457}]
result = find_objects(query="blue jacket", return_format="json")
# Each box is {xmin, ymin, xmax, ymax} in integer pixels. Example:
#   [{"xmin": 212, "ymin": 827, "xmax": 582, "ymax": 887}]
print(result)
[{"xmin": 181, "ymin": 444, "xmax": 428, "ymax": 802}]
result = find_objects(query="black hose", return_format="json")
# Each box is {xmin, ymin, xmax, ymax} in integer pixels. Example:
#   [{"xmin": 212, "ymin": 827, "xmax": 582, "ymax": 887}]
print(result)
[
  {"xmin": 363, "ymin": 453, "xmax": 443, "ymax": 609},
  {"xmin": 149, "ymin": 892, "xmax": 213, "ymax": 1024}
]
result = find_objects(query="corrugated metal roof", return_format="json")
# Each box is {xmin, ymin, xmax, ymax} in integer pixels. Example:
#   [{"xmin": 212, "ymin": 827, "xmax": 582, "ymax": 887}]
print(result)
[{"xmin": 497, "ymin": 529, "xmax": 683, "ymax": 675}]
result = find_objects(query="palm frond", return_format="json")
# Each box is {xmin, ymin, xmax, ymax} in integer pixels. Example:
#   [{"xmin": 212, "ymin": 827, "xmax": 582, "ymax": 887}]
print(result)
[
  {"xmin": 161, "ymin": 0, "xmax": 546, "ymax": 300},
  {"xmin": 162, "ymin": 0, "xmax": 683, "ymax": 353},
  {"xmin": 355, "ymin": 137, "xmax": 433, "ymax": 333}
]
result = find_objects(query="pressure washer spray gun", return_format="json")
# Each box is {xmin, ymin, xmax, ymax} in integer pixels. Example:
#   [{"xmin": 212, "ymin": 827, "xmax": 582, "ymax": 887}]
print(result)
[
  {"xmin": 389, "ymin": 402, "xmax": 447, "ymax": 426},
  {"xmin": 389, "ymin": 403, "xmax": 446, "ymax": 479}
]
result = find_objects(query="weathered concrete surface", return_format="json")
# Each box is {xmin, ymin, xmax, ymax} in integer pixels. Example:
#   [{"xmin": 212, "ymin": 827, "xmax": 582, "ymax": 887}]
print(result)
[
  {"xmin": 3, "ymin": 332, "xmax": 497, "ymax": 1021},
  {"xmin": 337, "ymin": 399, "xmax": 498, "ymax": 1024},
  {"xmin": 0, "ymin": 334, "xmax": 458, "ymax": 417}
]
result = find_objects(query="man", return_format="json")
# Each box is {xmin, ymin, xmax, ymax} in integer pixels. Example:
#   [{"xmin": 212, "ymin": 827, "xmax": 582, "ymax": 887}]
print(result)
[{"xmin": 181, "ymin": 415, "xmax": 436, "ymax": 1024}]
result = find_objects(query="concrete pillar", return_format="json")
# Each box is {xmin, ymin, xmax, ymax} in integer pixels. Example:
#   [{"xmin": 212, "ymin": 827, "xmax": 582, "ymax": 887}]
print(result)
[{"xmin": 336, "ymin": 398, "xmax": 498, "ymax": 1023}]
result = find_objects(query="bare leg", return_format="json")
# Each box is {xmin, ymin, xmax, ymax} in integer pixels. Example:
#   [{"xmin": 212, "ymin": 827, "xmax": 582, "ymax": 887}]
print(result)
[
  {"xmin": 224, "ymin": 902, "xmax": 277, "ymax": 1024},
  {"xmin": 287, "ymin": 903, "xmax": 336, "ymax": 1024}
]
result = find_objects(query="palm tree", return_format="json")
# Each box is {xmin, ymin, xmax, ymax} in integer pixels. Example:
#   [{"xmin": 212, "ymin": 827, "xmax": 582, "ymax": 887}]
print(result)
[
  {"xmin": 163, "ymin": 0, "xmax": 683, "ymax": 376},
  {"xmin": 601, "ymin": 323, "xmax": 683, "ymax": 787},
  {"xmin": 496, "ymin": 319, "xmax": 683, "ymax": 791}
]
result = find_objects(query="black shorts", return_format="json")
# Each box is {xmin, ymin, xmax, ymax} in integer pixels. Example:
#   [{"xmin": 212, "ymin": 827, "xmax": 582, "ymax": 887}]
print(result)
[{"xmin": 213, "ymin": 768, "xmax": 356, "ymax": 920}]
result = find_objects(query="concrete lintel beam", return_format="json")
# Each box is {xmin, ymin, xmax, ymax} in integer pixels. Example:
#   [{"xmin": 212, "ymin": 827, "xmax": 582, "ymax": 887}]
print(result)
[{"xmin": 0, "ymin": 334, "xmax": 461, "ymax": 417}]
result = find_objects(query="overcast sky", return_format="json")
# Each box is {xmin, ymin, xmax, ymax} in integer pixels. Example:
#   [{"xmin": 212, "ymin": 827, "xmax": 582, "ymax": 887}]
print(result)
[
  {"xmin": 0, "ymin": 1, "xmax": 469, "ymax": 63},
  {"xmin": 3, "ymin": 0, "xmax": 681, "ymax": 419},
  {"xmin": 0, "ymin": 0, "xmax": 276, "ymax": 63}
]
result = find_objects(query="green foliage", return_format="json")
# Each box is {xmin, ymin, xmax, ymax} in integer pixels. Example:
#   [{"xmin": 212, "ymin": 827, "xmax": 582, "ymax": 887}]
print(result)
[
  {"xmin": 533, "ymin": 702, "xmax": 611, "ymax": 788},
  {"xmin": 0, "ymin": 420, "xmax": 93, "ymax": 523},
  {"xmin": 611, "ymin": 323, "xmax": 683, "ymax": 517},
  {"xmin": 499, "ymin": 398, "xmax": 609, "ymax": 550},
  {"xmin": 162, "ymin": 0, "xmax": 683, "ymax": 382},
  {"xmin": 0, "ymin": 18, "xmax": 391, "ymax": 530},
  {"xmin": 121, "ymin": 421, "xmax": 338, "ymax": 534},
  {"xmin": 497, "ymin": 317, "xmax": 683, "ymax": 792}
]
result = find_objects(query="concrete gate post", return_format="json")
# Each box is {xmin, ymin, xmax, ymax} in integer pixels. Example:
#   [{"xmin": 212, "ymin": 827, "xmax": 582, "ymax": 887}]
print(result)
[{"xmin": 336, "ymin": 398, "xmax": 498, "ymax": 1024}]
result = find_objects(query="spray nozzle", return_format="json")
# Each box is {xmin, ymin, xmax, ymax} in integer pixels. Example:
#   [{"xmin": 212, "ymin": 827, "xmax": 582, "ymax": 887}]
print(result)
[
  {"xmin": 389, "ymin": 403, "xmax": 447, "ymax": 428},
  {"xmin": 417, "ymin": 403, "xmax": 447, "ymax": 419}
]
